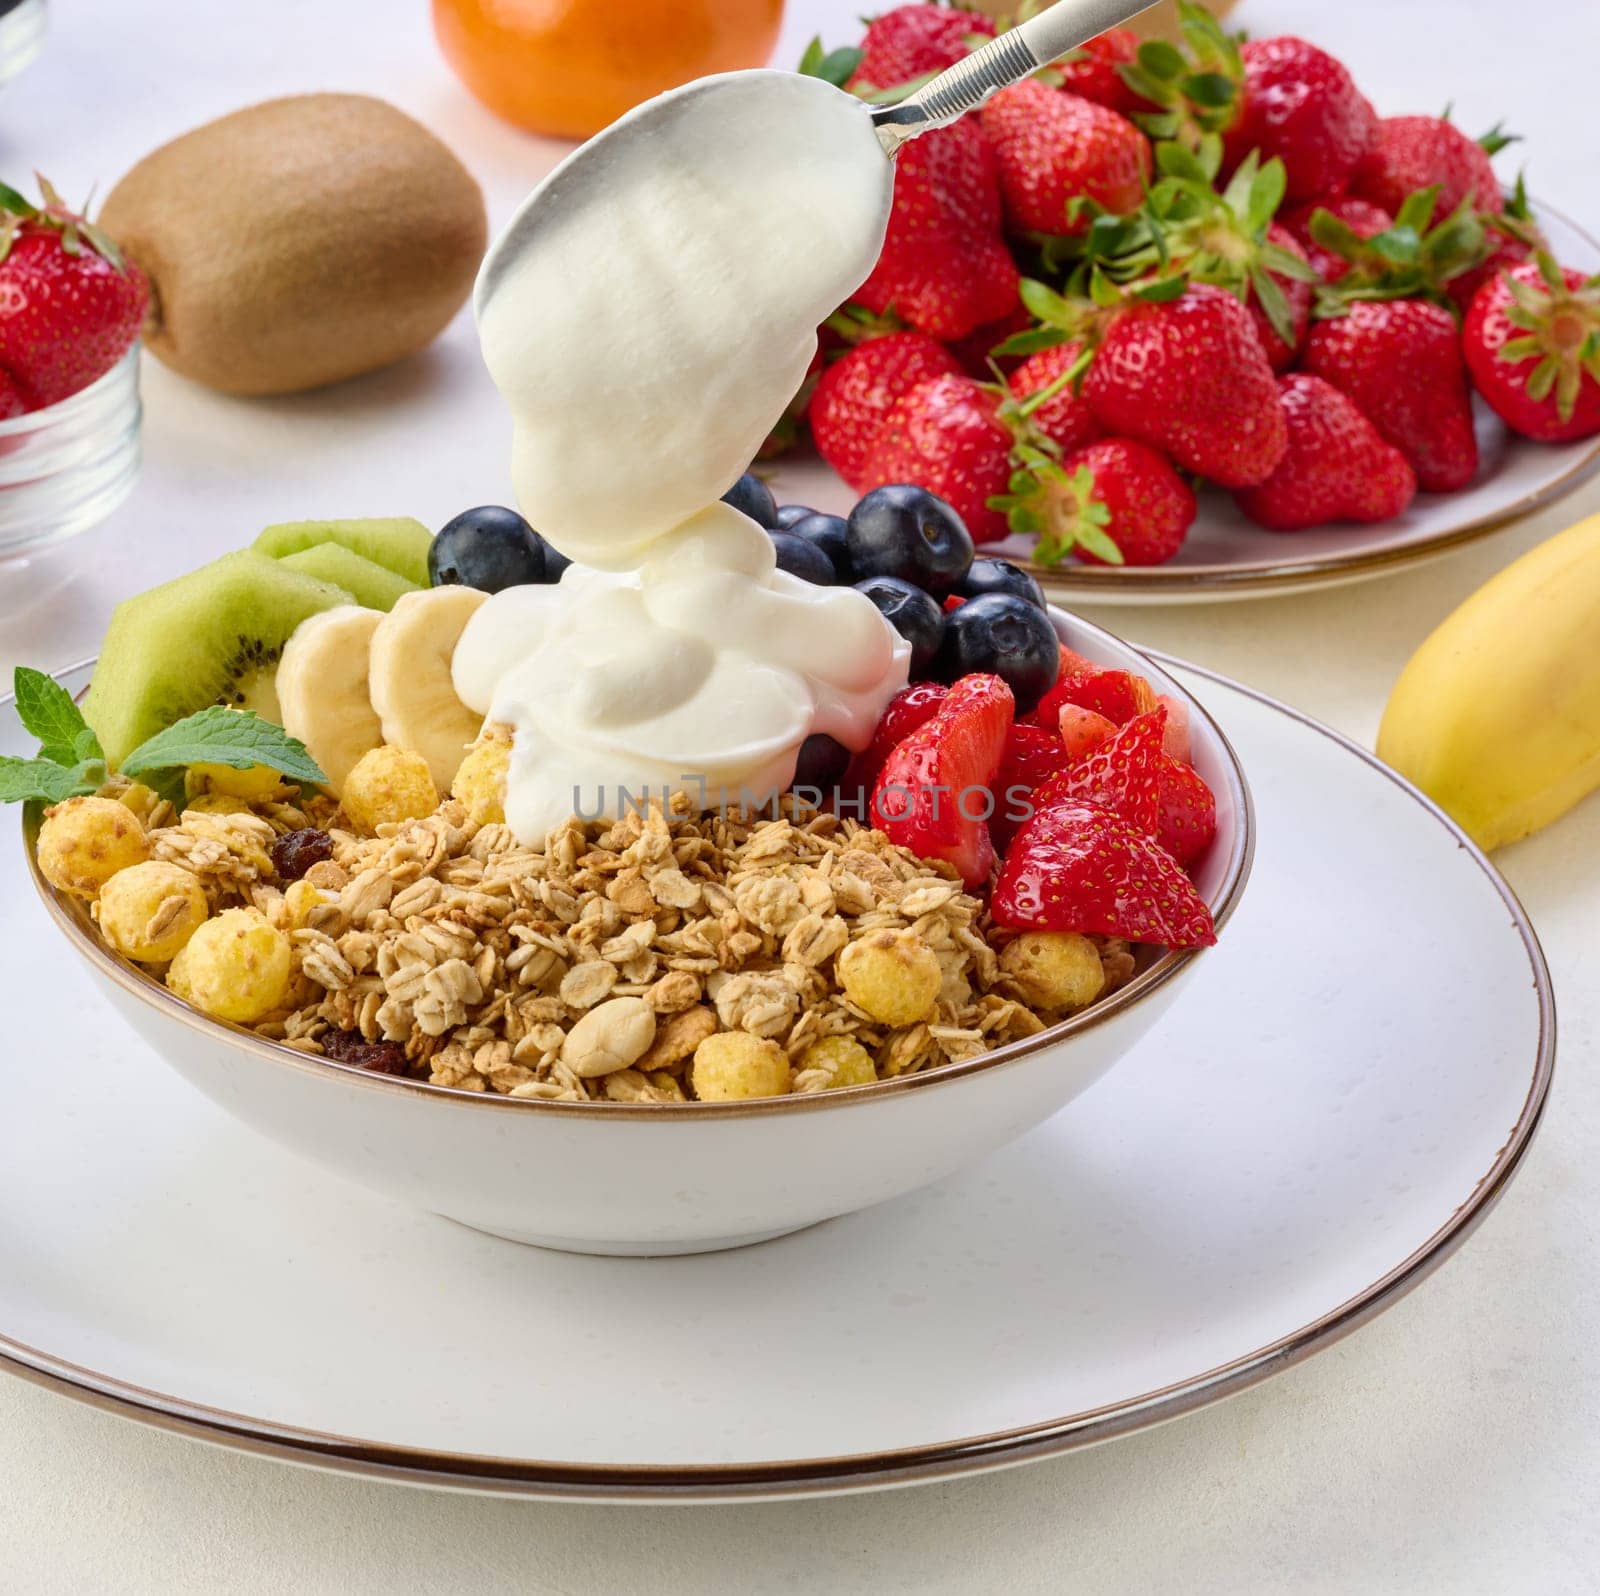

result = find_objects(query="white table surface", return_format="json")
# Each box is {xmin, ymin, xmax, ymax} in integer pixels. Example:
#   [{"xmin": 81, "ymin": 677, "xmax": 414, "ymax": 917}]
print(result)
[{"xmin": 3, "ymin": 1, "xmax": 1598, "ymax": 1590}]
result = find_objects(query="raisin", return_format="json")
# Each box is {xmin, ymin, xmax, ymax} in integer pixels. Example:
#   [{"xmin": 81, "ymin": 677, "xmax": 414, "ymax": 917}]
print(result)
[
  {"xmin": 270, "ymin": 827, "xmax": 333, "ymax": 882},
  {"xmin": 320, "ymin": 1028, "xmax": 407, "ymax": 1075}
]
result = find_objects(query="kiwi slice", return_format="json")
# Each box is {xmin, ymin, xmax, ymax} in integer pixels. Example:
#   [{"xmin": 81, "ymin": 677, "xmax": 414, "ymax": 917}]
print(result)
[
  {"xmin": 254, "ymin": 517, "xmax": 433, "ymax": 588},
  {"xmin": 280, "ymin": 542, "xmax": 418, "ymax": 611},
  {"xmin": 83, "ymin": 550, "xmax": 353, "ymax": 766}
]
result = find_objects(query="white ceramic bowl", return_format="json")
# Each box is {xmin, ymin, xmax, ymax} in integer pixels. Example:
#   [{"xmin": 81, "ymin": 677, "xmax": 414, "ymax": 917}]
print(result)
[{"xmin": 28, "ymin": 610, "xmax": 1252, "ymax": 1255}]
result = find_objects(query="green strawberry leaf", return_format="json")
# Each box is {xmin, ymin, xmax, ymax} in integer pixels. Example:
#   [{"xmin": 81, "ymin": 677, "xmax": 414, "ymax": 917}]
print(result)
[
  {"xmin": 798, "ymin": 38, "xmax": 864, "ymax": 88},
  {"xmin": 0, "ymin": 180, "xmax": 36, "ymax": 217},
  {"xmin": 120, "ymin": 707, "xmax": 325, "ymax": 786}
]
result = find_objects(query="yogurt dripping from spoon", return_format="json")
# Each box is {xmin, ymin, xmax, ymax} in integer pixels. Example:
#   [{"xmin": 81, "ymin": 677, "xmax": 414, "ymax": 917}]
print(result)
[{"xmin": 454, "ymin": 70, "xmax": 909, "ymax": 843}]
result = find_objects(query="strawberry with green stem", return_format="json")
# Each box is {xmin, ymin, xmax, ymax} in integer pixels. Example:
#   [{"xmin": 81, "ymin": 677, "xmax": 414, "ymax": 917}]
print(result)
[
  {"xmin": 1300, "ymin": 185, "xmax": 1490, "ymax": 309},
  {"xmin": 1463, "ymin": 254, "xmax": 1600, "ymax": 443},
  {"xmin": 1352, "ymin": 113, "xmax": 1514, "ymax": 219},
  {"xmin": 0, "ymin": 176, "xmax": 148, "ymax": 411},
  {"xmin": 810, "ymin": 332, "xmax": 962, "ymax": 487}
]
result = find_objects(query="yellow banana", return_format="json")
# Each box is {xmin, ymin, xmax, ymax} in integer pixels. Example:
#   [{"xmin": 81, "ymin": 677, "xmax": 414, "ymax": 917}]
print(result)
[{"xmin": 1378, "ymin": 511, "xmax": 1600, "ymax": 851}]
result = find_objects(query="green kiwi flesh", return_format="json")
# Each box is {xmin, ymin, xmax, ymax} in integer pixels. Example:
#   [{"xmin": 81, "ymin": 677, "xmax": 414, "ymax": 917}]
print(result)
[
  {"xmin": 279, "ymin": 543, "xmax": 418, "ymax": 611},
  {"xmin": 83, "ymin": 550, "xmax": 353, "ymax": 766},
  {"xmin": 254, "ymin": 517, "xmax": 433, "ymax": 587}
]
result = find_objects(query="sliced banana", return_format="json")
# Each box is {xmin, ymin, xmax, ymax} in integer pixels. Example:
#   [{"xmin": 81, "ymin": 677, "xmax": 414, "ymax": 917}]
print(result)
[
  {"xmin": 276, "ymin": 606, "xmax": 386, "ymax": 795},
  {"xmin": 367, "ymin": 586, "xmax": 489, "ymax": 793}
]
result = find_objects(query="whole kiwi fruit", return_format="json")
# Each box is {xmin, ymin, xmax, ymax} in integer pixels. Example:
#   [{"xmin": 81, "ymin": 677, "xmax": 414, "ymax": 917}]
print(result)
[{"xmin": 99, "ymin": 94, "xmax": 487, "ymax": 396}]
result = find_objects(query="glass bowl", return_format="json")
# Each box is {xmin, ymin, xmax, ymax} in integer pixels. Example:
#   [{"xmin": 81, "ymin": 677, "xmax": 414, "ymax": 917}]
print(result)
[
  {"xmin": 0, "ymin": 344, "xmax": 142, "ymax": 561},
  {"xmin": 0, "ymin": 0, "xmax": 47, "ymax": 88}
]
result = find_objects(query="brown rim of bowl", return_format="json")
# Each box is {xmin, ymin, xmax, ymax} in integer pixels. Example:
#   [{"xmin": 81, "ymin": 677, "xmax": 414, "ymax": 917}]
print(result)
[
  {"xmin": 18, "ymin": 616, "xmax": 1254, "ymax": 1120},
  {"xmin": 0, "ymin": 657, "xmax": 1554, "ymax": 1502},
  {"xmin": 1015, "ymin": 196, "xmax": 1600, "ymax": 599}
]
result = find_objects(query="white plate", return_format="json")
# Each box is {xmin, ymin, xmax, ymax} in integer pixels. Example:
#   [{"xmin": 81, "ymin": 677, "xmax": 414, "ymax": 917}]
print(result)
[
  {"xmin": 0, "ymin": 660, "xmax": 1552, "ymax": 1501},
  {"xmin": 769, "ymin": 202, "xmax": 1600, "ymax": 604}
]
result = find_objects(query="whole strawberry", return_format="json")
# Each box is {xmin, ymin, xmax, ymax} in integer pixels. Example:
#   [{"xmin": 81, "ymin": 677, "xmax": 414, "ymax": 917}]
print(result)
[
  {"xmin": 1007, "ymin": 340, "xmax": 1101, "ymax": 455},
  {"xmin": 1282, "ymin": 195, "xmax": 1392, "ymax": 282},
  {"xmin": 1049, "ymin": 439, "xmax": 1197, "ymax": 567},
  {"xmin": 1223, "ymin": 37, "xmax": 1378, "ymax": 202},
  {"xmin": 1235, "ymin": 374, "xmax": 1418, "ymax": 530},
  {"xmin": 1303, "ymin": 299, "xmax": 1479, "ymax": 492},
  {"xmin": 1351, "ymin": 115, "xmax": 1506, "ymax": 218},
  {"xmin": 948, "ymin": 303, "xmax": 1033, "ymax": 380},
  {"xmin": 979, "ymin": 80, "xmax": 1150, "ymax": 237},
  {"xmin": 852, "ymin": 120, "xmax": 1021, "ymax": 342},
  {"xmin": 811, "ymin": 333, "xmax": 961, "ymax": 488},
  {"xmin": 1253, "ymin": 223, "xmax": 1314, "ymax": 370},
  {"xmin": 1084, "ymin": 282, "xmax": 1288, "ymax": 488},
  {"xmin": 1463, "ymin": 257, "xmax": 1600, "ymax": 443},
  {"xmin": 858, "ymin": 372, "xmax": 1015, "ymax": 542},
  {"xmin": 847, "ymin": 4, "xmax": 993, "ymax": 93},
  {"xmin": 0, "ymin": 178, "xmax": 148, "ymax": 411},
  {"xmin": 1054, "ymin": 28, "xmax": 1145, "ymax": 116}
]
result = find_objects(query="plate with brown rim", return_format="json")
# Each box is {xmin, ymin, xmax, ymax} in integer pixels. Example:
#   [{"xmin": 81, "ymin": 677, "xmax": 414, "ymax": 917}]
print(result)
[
  {"xmin": 0, "ymin": 657, "xmax": 1552, "ymax": 1501},
  {"xmin": 770, "ymin": 201, "xmax": 1600, "ymax": 605}
]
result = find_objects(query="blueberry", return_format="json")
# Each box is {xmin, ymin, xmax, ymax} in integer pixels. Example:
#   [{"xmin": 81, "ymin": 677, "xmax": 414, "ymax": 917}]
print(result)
[
  {"xmin": 542, "ymin": 544, "xmax": 573, "ymax": 583},
  {"xmin": 721, "ymin": 472, "xmax": 778, "ymax": 529},
  {"xmin": 956, "ymin": 556, "xmax": 1046, "ymax": 611},
  {"xmin": 784, "ymin": 512, "xmax": 853, "ymax": 583},
  {"xmin": 791, "ymin": 733, "xmax": 851, "ymax": 795},
  {"xmin": 854, "ymin": 575, "xmax": 945, "ymax": 677},
  {"xmin": 430, "ymin": 506, "xmax": 550, "ymax": 593},
  {"xmin": 847, "ymin": 484, "xmax": 974, "ymax": 596},
  {"xmin": 773, "ymin": 503, "xmax": 819, "ymax": 529},
  {"xmin": 934, "ymin": 593, "xmax": 1061, "ymax": 713},
  {"xmin": 769, "ymin": 530, "xmax": 837, "ymax": 586}
]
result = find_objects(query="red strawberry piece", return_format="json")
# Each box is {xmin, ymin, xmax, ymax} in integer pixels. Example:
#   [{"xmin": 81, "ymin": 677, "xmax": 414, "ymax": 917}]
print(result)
[
  {"xmin": 872, "ymin": 673, "xmax": 1014, "ymax": 888},
  {"xmin": 1085, "ymin": 283, "xmax": 1288, "ymax": 489},
  {"xmin": 992, "ymin": 799, "xmax": 1216, "ymax": 947},
  {"xmin": 1025, "ymin": 647, "xmax": 1099, "ymax": 730},
  {"xmin": 1032, "ymin": 665, "xmax": 1157, "ymax": 729},
  {"xmin": 1222, "ymin": 37, "xmax": 1378, "ymax": 203},
  {"xmin": 1058, "ymin": 703, "xmax": 1118, "ymax": 761},
  {"xmin": 841, "ymin": 679, "xmax": 949, "ymax": 798},
  {"xmin": 1036, "ymin": 708, "xmax": 1166, "ymax": 834},
  {"xmin": 1154, "ymin": 694, "xmax": 1191, "ymax": 765},
  {"xmin": 947, "ymin": 302, "xmax": 1035, "ymax": 379},
  {"xmin": 942, "ymin": 594, "xmax": 966, "ymax": 613},
  {"xmin": 1351, "ymin": 115, "xmax": 1505, "ymax": 219},
  {"xmin": 857, "ymin": 372, "xmax": 1015, "ymax": 543},
  {"xmin": 758, "ymin": 344, "xmax": 823, "ymax": 460},
  {"xmin": 0, "ymin": 179, "xmax": 148, "ymax": 410},
  {"xmin": 848, "ymin": 4, "xmax": 994, "ymax": 92},
  {"xmin": 1463, "ymin": 257, "xmax": 1600, "ymax": 444},
  {"xmin": 0, "ymin": 365, "xmax": 27, "ymax": 419},
  {"xmin": 979, "ymin": 79, "xmax": 1150, "ymax": 237},
  {"xmin": 1282, "ymin": 195, "xmax": 1393, "ymax": 283},
  {"xmin": 1053, "ymin": 439, "xmax": 1196, "ymax": 567},
  {"xmin": 1054, "ymin": 28, "xmax": 1144, "ymax": 116},
  {"xmin": 810, "ymin": 333, "xmax": 961, "ymax": 488},
  {"xmin": 1156, "ymin": 754, "xmax": 1218, "ymax": 868},
  {"xmin": 1303, "ymin": 298, "xmax": 1478, "ymax": 492},
  {"xmin": 991, "ymin": 722, "xmax": 1072, "ymax": 850},
  {"xmin": 852, "ymin": 120, "xmax": 1021, "ymax": 343},
  {"xmin": 1235, "ymin": 373, "xmax": 1417, "ymax": 530},
  {"xmin": 1007, "ymin": 340, "xmax": 1101, "ymax": 454}
]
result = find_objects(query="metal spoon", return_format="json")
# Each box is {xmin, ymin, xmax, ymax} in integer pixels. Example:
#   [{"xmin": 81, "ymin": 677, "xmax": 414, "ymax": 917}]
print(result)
[{"xmin": 871, "ymin": 0, "xmax": 1159, "ymax": 156}]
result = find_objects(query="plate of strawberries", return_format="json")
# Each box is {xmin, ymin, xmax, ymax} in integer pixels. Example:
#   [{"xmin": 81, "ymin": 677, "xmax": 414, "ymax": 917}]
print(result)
[{"xmin": 768, "ymin": 2, "xmax": 1600, "ymax": 602}]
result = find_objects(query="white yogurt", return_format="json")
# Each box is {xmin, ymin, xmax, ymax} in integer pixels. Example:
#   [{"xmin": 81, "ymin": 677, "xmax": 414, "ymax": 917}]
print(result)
[{"xmin": 460, "ymin": 70, "xmax": 908, "ymax": 842}]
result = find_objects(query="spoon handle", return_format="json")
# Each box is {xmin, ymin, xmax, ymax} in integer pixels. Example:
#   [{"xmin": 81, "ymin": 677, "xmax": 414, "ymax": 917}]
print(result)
[{"xmin": 871, "ymin": 0, "xmax": 1156, "ymax": 154}]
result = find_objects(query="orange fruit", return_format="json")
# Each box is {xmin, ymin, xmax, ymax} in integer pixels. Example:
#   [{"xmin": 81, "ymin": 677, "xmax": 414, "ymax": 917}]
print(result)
[{"xmin": 433, "ymin": 0, "xmax": 787, "ymax": 141}]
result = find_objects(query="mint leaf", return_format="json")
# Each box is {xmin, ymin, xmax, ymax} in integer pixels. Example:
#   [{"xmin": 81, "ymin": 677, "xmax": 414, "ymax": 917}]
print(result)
[
  {"xmin": 14, "ymin": 667, "xmax": 94, "ymax": 758},
  {"xmin": 0, "ymin": 756, "xmax": 98, "ymax": 805},
  {"xmin": 120, "ymin": 707, "xmax": 326, "ymax": 785}
]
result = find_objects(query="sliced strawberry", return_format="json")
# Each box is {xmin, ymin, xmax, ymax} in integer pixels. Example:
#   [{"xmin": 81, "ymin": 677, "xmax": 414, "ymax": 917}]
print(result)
[
  {"xmin": 1155, "ymin": 694, "xmax": 1191, "ymax": 764},
  {"xmin": 1058, "ymin": 703, "xmax": 1118, "ymax": 761},
  {"xmin": 993, "ymin": 800, "xmax": 1216, "ymax": 947},
  {"xmin": 839, "ymin": 680, "xmax": 949, "ymax": 801},
  {"xmin": 991, "ymin": 722, "xmax": 1071, "ymax": 850},
  {"xmin": 943, "ymin": 594, "xmax": 967, "ymax": 613},
  {"xmin": 1156, "ymin": 755, "xmax": 1217, "ymax": 867},
  {"xmin": 872, "ymin": 673, "xmax": 1014, "ymax": 887},
  {"xmin": 1036, "ymin": 708, "xmax": 1164, "ymax": 834},
  {"xmin": 1039, "ymin": 667, "xmax": 1157, "ymax": 727},
  {"xmin": 1023, "ymin": 646, "xmax": 1099, "ymax": 728}
]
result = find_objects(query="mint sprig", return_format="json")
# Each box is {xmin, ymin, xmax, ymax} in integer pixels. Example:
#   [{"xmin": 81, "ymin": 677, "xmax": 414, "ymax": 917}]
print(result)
[{"xmin": 1, "ymin": 666, "xmax": 326, "ymax": 805}]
